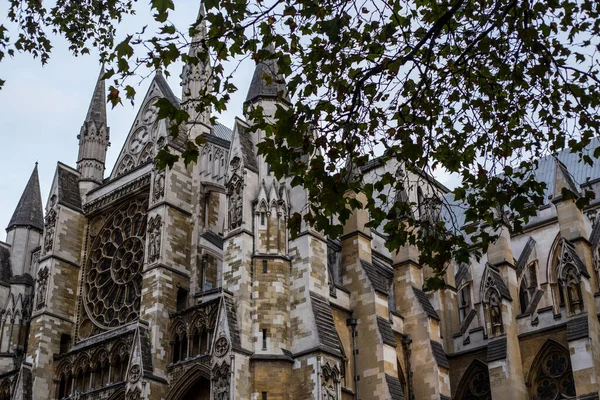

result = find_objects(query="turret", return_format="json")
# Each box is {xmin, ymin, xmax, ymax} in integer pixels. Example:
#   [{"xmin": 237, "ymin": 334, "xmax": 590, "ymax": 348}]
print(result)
[
  {"xmin": 5, "ymin": 163, "xmax": 43, "ymax": 276},
  {"xmin": 181, "ymin": 2, "xmax": 211, "ymax": 139},
  {"xmin": 77, "ymin": 69, "xmax": 110, "ymax": 195}
]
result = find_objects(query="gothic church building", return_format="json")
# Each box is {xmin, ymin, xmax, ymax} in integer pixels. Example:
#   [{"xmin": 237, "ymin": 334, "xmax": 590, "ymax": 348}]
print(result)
[{"xmin": 2, "ymin": 3, "xmax": 600, "ymax": 399}]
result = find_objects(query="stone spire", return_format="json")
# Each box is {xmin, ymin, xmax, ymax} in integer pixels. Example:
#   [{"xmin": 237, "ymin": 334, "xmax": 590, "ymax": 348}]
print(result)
[
  {"xmin": 7, "ymin": 163, "xmax": 44, "ymax": 232},
  {"xmin": 245, "ymin": 45, "xmax": 290, "ymax": 105},
  {"xmin": 77, "ymin": 68, "xmax": 110, "ymax": 191},
  {"xmin": 181, "ymin": 2, "xmax": 211, "ymax": 132}
]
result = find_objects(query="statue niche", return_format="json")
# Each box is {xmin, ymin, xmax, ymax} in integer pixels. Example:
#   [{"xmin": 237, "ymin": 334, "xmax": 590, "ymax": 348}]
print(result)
[{"xmin": 228, "ymin": 175, "xmax": 243, "ymax": 230}]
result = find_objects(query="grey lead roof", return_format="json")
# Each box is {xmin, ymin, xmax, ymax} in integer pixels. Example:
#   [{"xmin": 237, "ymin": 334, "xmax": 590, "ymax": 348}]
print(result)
[
  {"xmin": 487, "ymin": 337, "xmax": 507, "ymax": 362},
  {"xmin": 412, "ymin": 287, "xmax": 440, "ymax": 321},
  {"xmin": 245, "ymin": 55, "xmax": 290, "ymax": 104},
  {"xmin": 377, "ymin": 316, "xmax": 397, "ymax": 347},
  {"xmin": 430, "ymin": 340, "xmax": 449, "ymax": 369},
  {"xmin": 224, "ymin": 296, "xmax": 243, "ymax": 352},
  {"xmin": 360, "ymin": 259, "xmax": 390, "ymax": 295},
  {"xmin": 485, "ymin": 265, "xmax": 512, "ymax": 301},
  {"xmin": 385, "ymin": 374, "xmax": 406, "ymax": 400},
  {"xmin": 567, "ymin": 315, "xmax": 589, "ymax": 341},
  {"xmin": 57, "ymin": 165, "xmax": 82, "ymax": 211},
  {"xmin": 443, "ymin": 137, "xmax": 600, "ymax": 231},
  {"xmin": 310, "ymin": 292, "xmax": 342, "ymax": 356},
  {"xmin": 236, "ymin": 122, "xmax": 259, "ymax": 173},
  {"xmin": 213, "ymin": 123, "xmax": 233, "ymax": 142},
  {"xmin": 7, "ymin": 164, "xmax": 44, "ymax": 232}
]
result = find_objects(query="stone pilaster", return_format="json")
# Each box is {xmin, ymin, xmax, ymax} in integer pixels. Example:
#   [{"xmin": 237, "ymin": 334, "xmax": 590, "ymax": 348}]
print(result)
[{"xmin": 486, "ymin": 227, "xmax": 527, "ymax": 399}]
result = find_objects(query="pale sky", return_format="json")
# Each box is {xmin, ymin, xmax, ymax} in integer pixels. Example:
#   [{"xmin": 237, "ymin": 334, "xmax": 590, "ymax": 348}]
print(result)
[{"xmin": 0, "ymin": 1, "xmax": 459, "ymax": 242}]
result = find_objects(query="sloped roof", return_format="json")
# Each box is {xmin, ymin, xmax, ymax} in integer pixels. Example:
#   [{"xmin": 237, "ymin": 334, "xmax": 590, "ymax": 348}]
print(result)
[
  {"xmin": 0, "ymin": 246, "xmax": 12, "ymax": 284},
  {"xmin": 310, "ymin": 292, "xmax": 342, "ymax": 356},
  {"xmin": 245, "ymin": 55, "xmax": 290, "ymax": 104},
  {"xmin": 213, "ymin": 123, "xmax": 233, "ymax": 142},
  {"xmin": 377, "ymin": 316, "xmax": 397, "ymax": 347},
  {"xmin": 443, "ymin": 138, "xmax": 600, "ymax": 231},
  {"xmin": 483, "ymin": 265, "xmax": 512, "ymax": 301},
  {"xmin": 430, "ymin": 340, "xmax": 449, "ymax": 369},
  {"xmin": 360, "ymin": 259, "xmax": 390, "ymax": 295},
  {"xmin": 57, "ymin": 164, "xmax": 82, "ymax": 211},
  {"xmin": 385, "ymin": 374, "xmax": 406, "ymax": 400},
  {"xmin": 567, "ymin": 315, "xmax": 589, "ymax": 341},
  {"xmin": 224, "ymin": 296, "xmax": 243, "ymax": 352},
  {"xmin": 235, "ymin": 122, "xmax": 258, "ymax": 173},
  {"xmin": 7, "ymin": 164, "xmax": 44, "ymax": 232},
  {"xmin": 487, "ymin": 337, "xmax": 507, "ymax": 362},
  {"xmin": 412, "ymin": 287, "xmax": 440, "ymax": 320}
]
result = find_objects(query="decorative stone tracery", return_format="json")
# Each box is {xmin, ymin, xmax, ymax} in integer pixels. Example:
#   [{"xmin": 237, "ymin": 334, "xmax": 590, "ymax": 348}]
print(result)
[
  {"xmin": 227, "ymin": 175, "xmax": 243, "ymax": 230},
  {"xmin": 35, "ymin": 267, "xmax": 49, "ymax": 310},
  {"xmin": 153, "ymin": 171, "xmax": 165, "ymax": 203},
  {"xmin": 147, "ymin": 215, "xmax": 162, "ymax": 264},
  {"xmin": 81, "ymin": 198, "xmax": 148, "ymax": 333},
  {"xmin": 212, "ymin": 362, "xmax": 230, "ymax": 400},
  {"xmin": 321, "ymin": 362, "xmax": 341, "ymax": 400},
  {"xmin": 455, "ymin": 360, "xmax": 491, "ymax": 400},
  {"xmin": 528, "ymin": 341, "xmax": 576, "ymax": 400}
]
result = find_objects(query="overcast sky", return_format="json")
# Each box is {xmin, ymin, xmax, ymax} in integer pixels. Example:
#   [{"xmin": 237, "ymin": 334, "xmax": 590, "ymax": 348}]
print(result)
[{"xmin": 0, "ymin": 0, "xmax": 459, "ymax": 242}]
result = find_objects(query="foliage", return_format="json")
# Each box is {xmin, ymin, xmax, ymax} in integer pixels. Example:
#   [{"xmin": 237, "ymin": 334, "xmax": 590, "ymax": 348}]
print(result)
[{"xmin": 4, "ymin": 0, "xmax": 600, "ymax": 289}]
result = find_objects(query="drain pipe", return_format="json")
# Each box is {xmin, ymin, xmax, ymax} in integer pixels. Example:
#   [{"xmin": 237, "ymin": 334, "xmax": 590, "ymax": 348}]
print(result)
[{"xmin": 346, "ymin": 317, "xmax": 358, "ymax": 400}]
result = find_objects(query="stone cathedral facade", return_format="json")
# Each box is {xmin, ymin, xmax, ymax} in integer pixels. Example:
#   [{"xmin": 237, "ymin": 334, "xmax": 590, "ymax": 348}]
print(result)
[{"xmin": 2, "ymin": 5, "xmax": 600, "ymax": 400}]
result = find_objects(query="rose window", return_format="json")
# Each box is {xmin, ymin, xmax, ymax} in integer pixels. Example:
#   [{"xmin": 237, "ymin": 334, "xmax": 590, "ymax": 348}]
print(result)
[{"xmin": 84, "ymin": 199, "xmax": 148, "ymax": 329}]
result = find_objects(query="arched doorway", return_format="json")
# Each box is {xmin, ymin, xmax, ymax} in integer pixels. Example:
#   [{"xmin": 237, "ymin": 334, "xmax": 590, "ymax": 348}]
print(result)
[
  {"xmin": 180, "ymin": 377, "xmax": 211, "ymax": 400},
  {"xmin": 527, "ymin": 340, "xmax": 575, "ymax": 400},
  {"xmin": 167, "ymin": 365, "xmax": 212, "ymax": 400},
  {"xmin": 455, "ymin": 359, "xmax": 491, "ymax": 400}
]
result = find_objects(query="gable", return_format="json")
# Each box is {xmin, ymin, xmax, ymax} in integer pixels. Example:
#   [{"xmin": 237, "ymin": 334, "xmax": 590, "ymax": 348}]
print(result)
[{"xmin": 110, "ymin": 74, "xmax": 181, "ymax": 180}]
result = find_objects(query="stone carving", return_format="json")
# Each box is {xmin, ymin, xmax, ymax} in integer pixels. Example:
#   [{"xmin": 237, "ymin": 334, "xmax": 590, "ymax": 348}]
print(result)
[
  {"xmin": 488, "ymin": 290, "xmax": 503, "ymax": 336},
  {"xmin": 36, "ymin": 267, "xmax": 49, "ymax": 310},
  {"xmin": 321, "ymin": 363, "xmax": 340, "ymax": 400},
  {"xmin": 228, "ymin": 177, "xmax": 243, "ymax": 230},
  {"xmin": 84, "ymin": 198, "xmax": 147, "ymax": 329},
  {"xmin": 153, "ymin": 172, "xmax": 165, "ymax": 203},
  {"xmin": 43, "ymin": 195, "xmax": 58, "ymax": 255},
  {"xmin": 126, "ymin": 387, "xmax": 142, "ymax": 400},
  {"xmin": 129, "ymin": 127, "xmax": 149, "ymax": 154},
  {"xmin": 212, "ymin": 362, "xmax": 230, "ymax": 400},
  {"xmin": 43, "ymin": 227, "xmax": 55, "ymax": 255},
  {"xmin": 214, "ymin": 336, "xmax": 229, "ymax": 357},
  {"xmin": 230, "ymin": 156, "xmax": 240, "ymax": 171},
  {"xmin": 147, "ymin": 215, "xmax": 163, "ymax": 263},
  {"xmin": 116, "ymin": 155, "xmax": 136, "ymax": 177},
  {"xmin": 128, "ymin": 364, "xmax": 141, "ymax": 383}
]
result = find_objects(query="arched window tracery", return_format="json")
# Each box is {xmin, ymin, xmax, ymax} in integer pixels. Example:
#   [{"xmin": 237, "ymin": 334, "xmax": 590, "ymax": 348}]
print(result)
[
  {"xmin": 55, "ymin": 362, "xmax": 72, "ymax": 399},
  {"xmin": 458, "ymin": 283, "xmax": 472, "ymax": 323},
  {"xmin": 321, "ymin": 363, "xmax": 341, "ymax": 400},
  {"xmin": 81, "ymin": 198, "xmax": 147, "ymax": 338},
  {"xmin": 455, "ymin": 360, "xmax": 491, "ymax": 400},
  {"xmin": 0, "ymin": 380, "xmax": 10, "ymax": 400},
  {"xmin": 528, "ymin": 341, "xmax": 576, "ymax": 400},
  {"xmin": 171, "ymin": 322, "xmax": 188, "ymax": 363}
]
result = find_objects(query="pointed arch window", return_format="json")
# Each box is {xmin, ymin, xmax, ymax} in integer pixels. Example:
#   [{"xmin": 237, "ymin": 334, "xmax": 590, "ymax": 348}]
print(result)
[
  {"xmin": 455, "ymin": 360, "xmax": 491, "ymax": 400},
  {"xmin": 528, "ymin": 341, "xmax": 576, "ymax": 400},
  {"xmin": 458, "ymin": 283, "xmax": 472, "ymax": 323}
]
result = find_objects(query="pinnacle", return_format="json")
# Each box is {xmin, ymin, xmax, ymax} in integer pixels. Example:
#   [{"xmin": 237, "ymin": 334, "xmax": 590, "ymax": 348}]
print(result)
[
  {"xmin": 85, "ymin": 68, "xmax": 107, "ymax": 125},
  {"xmin": 7, "ymin": 163, "xmax": 44, "ymax": 232}
]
